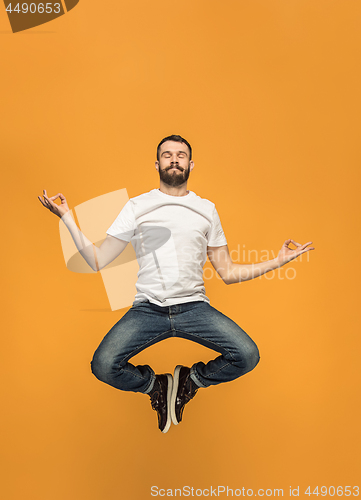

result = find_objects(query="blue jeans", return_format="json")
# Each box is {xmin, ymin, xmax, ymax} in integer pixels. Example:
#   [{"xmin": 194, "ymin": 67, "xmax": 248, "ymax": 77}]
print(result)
[{"xmin": 91, "ymin": 300, "xmax": 260, "ymax": 394}]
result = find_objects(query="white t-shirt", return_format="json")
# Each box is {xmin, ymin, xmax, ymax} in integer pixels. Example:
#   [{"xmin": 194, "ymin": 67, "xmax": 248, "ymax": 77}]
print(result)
[{"xmin": 106, "ymin": 188, "xmax": 227, "ymax": 306}]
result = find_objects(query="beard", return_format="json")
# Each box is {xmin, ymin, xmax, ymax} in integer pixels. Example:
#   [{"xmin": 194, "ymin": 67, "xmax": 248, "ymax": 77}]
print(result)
[{"xmin": 158, "ymin": 164, "xmax": 191, "ymax": 187}]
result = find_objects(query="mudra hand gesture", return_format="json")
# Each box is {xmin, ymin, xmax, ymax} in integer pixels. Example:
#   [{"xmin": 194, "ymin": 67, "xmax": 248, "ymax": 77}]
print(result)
[
  {"xmin": 38, "ymin": 189, "xmax": 70, "ymax": 218},
  {"xmin": 277, "ymin": 239, "xmax": 315, "ymax": 266}
]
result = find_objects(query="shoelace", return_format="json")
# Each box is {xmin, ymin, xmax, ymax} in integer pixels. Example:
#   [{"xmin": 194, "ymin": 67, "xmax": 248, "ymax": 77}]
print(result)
[
  {"xmin": 180, "ymin": 379, "xmax": 198, "ymax": 403},
  {"xmin": 150, "ymin": 389, "xmax": 164, "ymax": 411}
]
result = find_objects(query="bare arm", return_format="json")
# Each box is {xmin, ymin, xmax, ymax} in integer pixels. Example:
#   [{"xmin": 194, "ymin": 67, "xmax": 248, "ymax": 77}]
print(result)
[
  {"xmin": 38, "ymin": 190, "xmax": 128, "ymax": 272},
  {"xmin": 207, "ymin": 240, "xmax": 315, "ymax": 284},
  {"xmin": 61, "ymin": 212, "xmax": 128, "ymax": 271}
]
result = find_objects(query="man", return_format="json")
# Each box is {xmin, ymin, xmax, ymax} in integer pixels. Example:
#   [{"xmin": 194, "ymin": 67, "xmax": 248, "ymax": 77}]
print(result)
[{"xmin": 38, "ymin": 134, "xmax": 314, "ymax": 434}]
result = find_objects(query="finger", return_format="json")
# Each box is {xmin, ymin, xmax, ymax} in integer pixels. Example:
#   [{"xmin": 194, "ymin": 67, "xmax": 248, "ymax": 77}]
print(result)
[
  {"xmin": 300, "ymin": 241, "xmax": 313, "ymax": 249},
  {"xmin": 41, "ymin": 194, "xmax": 49, "ymax": 205},
  {"xmin": 43, "ymin": 190, "xmax": 56, "ymax": 206},
  {"xmin": 43, "ymin": 195, "xmax": 51, "ymax": 206},
  {"xmin": 38, "ymin": 196, "xmax": 47, "ymax": 207},
  {"xmin": 46, "ymin": 198, "xmax": 56, "ymax": 208},
  {"xmin": 39, "ymin": 197, "xmax": 52, "ymax": 211},
  {"xmin": 43, "ymin": 197, "xmax": 56, "ymax": 210},
  {"xmin": 48, "ymin": 193, "xmax": 61, "ymax": 201},
  {"xmin": 297, "ymin": 247, "xmax": 315, "ymax": 256},
  {"xmin": 290, "ymin": 240, "xmax": 302, "ymax": 247},
  {"xmin": 43, "ymin": 193, "xmax": 53, "ymax": 205}
]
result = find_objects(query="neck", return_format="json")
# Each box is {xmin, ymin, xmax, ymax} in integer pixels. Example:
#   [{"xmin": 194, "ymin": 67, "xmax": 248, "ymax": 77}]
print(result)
[{"xmin": 158, "ymin": 181, "xmax": 189, "ymax": 197}]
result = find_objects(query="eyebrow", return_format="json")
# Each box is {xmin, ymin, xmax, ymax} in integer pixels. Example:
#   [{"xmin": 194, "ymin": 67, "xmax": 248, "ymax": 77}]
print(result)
[{"xmin": 161, "ymin": 150, "xmax": 188, "ymax": 156}]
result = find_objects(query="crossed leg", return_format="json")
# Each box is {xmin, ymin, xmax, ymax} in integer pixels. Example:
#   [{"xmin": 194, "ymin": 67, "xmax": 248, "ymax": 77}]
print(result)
[{"xmin": 91, "ymin": 301, "xmax": 260, "ymax": 393}]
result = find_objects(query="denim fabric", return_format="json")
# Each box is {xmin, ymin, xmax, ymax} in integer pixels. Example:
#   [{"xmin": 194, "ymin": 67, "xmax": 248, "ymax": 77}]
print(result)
[{"xmin": 91, "ymin": 300, "xmax": 260, "ymax": 394}]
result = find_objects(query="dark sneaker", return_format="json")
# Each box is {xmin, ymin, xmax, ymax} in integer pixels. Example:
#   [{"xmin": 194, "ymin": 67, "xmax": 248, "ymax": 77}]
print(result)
[
  {"xmin": 148, "ymin": 373, "xmax": 173, "ymax": 433},
  {"xmin": 171, "ymin": 365, "xmax": 199, "ymax": 425}
]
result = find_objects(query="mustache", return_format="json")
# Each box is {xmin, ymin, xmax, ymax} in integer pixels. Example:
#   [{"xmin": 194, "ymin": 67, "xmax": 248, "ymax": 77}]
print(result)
[{"xmin": 166, "ymin": 165, "xmax": 184, "ymax": 171}]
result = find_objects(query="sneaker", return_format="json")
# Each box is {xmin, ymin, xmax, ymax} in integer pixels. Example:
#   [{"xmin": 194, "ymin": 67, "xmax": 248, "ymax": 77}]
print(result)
[
  {"xmin": 148, "ymin": 373, "xmax": 173, "ymax": 433},
  {"xmin": 171, "ymin": 365, "xmax": 199, "ymax": 425}
]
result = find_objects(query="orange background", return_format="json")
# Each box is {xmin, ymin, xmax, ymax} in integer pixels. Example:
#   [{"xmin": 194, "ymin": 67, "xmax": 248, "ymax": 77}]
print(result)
[{"xmin": 1, "ymin": 1, "xmax": 360, "ymax": 499}]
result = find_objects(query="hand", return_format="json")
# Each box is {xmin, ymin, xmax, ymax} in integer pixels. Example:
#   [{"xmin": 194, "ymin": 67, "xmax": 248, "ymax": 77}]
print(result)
[
  {"xmin": 38, "ymin": 189, "xmax": 70, "ymax": 218},
  {"xmin": 276, "ymin": 239, "xmax": 315, "ymax": 266}
]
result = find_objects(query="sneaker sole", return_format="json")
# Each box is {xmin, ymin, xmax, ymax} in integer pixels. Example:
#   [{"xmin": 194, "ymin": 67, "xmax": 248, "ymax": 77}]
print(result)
[
  {"xmin": 162, "ymin": 373, "xmax": 173, "ymax": 434},
  {"xmin": 170, "ymin": 365, "xmax": 183, "ymax": 425}
]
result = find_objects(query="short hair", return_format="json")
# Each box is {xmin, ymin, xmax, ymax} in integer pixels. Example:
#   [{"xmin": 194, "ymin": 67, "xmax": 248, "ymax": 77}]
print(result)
[{"xmin": 156, "ymin": 135, "xmax": 192, "ymax": 162}]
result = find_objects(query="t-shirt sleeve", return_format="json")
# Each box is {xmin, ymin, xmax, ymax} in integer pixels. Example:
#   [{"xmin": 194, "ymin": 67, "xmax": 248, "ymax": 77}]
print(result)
[
  {"xmin": 207, "ymin": 206, "xmax": 227, "ymax": 247},
  {"xmin": 106, "ymin": 200, "xmax": 136, "ymax": 242}
]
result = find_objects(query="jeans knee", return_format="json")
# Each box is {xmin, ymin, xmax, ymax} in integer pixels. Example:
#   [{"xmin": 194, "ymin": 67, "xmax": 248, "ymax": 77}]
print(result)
[
  {"xmin": 90, "ymin": 350, "xmax": 114, "ymax": 383},
  {"xmin": 233, "ymin": 343, "xmax": 260, "ymax": 374},
  {"xmin": 246, "ymin": 344, "xmax": 260, "ymax": 371}
]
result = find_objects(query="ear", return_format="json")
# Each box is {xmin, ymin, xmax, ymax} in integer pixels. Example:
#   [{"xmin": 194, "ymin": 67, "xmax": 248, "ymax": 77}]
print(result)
[
  {"xmin": 189, "ymin": 160, "xmax": 194, "ymax": 172},
  {"xmin": 155, "ymin": 161, "xmax": 159, "ymax": 172}
]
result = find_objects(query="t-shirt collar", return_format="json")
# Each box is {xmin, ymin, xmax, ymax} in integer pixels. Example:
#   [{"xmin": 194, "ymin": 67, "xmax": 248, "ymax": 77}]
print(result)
[{"xmin": 155, "ymin": 188, "xmax": 193, "ymax": 199}]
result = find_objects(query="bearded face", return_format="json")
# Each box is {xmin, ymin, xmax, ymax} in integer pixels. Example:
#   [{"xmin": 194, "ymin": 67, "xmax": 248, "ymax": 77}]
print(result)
[
  {"xmin": 158, "ymin": 163, "xmax": 191, "ymax": 187},
  {"xmin": 156, "ymin": 140, "xmax": 193, "ymax": 188}
]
